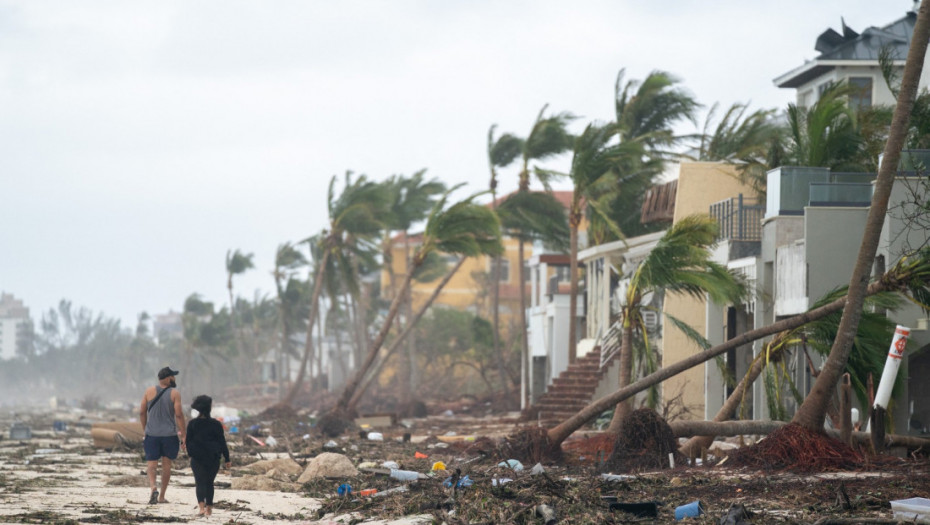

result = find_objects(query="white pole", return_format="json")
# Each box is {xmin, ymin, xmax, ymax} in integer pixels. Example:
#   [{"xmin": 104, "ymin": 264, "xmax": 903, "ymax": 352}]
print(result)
[{"xmin": 866, "ymin": 325, "xmax": 910, "ymax": 432}]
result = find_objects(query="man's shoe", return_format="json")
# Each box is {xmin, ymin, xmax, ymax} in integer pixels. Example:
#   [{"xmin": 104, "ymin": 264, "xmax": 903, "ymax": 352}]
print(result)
[{"xmin": 149, "ymin": 490, "xmax": 159, "ymax": 505}]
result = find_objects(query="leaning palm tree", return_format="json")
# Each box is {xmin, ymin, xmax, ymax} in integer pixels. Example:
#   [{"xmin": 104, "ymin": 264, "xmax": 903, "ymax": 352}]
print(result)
[
  {"xmin": 382, "ymin": 171, "xmax": 446, "ymax": 402},
  {"xmin": 679, "ymin": 289, "xmax": 902, "ymax": 457},
  {"xmin": 793, "ymin": 3, "xmax": 930, "ymax": 433},
  {"xmin": 281, "ymin": 172, "xmax": 389, "ymax": 406},
  {"xmin": 606, "ymin": 215, "xmax": 746, "ymax": 434},
  {"xmin": 332, "ymin": 187, "xmax": 503, "ymax": 416},
  {"xmin": 487, "ymin": 125, "xmax": 524, "ymax": 392},
  {"xmin": 272, "ymin": 243, "xmax": 307, "ymax": 394}
]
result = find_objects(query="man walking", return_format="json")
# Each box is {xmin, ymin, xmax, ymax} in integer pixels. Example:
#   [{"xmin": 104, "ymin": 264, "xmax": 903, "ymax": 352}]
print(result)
[{"xmin": 140, "ymin": 366, "xmax": 186, "ymax": 504}]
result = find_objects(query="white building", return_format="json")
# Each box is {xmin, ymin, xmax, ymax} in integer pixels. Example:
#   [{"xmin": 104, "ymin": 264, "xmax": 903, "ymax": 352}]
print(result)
[{"xmin": 0, "ymin": 293, "xmax": 31, "ymax": 360}]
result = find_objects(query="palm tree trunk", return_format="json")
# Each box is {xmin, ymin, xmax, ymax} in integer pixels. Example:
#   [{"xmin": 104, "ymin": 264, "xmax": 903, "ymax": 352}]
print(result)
[
  {"xmin": 792, "ymin": 2, "xmax": 930, "ymax": 432},
  {"xmin": 404, "ymin": 236, "xmax": 419, "ymax": 403},
  {"xmin": 606, "ymin": 316, "xmax": 634, "ymax": 433},
  {"xmin": 518, "ymin": 238, "xmax": 529, "ymax": 407},
  {"xmin": 568, "ymin": 220, "xmax": 579, "ymax": 364},
  {"xmin": 334, "ymin": 259, "xmax": 421, "ymax": 414},
  {"xmin": 679, "ymin": 340, "xmax": 786, "ymax": 457},
  {"xmin": 347, "ymin": 257, "xmax": 466, "ymax": 412},
  {"xmin": 546, "ymin": 277, "xmax": 893, "ymax": 449},
  {"xmin": 282, "ymin": 249, "xmax": 330, "ymax": 406}
]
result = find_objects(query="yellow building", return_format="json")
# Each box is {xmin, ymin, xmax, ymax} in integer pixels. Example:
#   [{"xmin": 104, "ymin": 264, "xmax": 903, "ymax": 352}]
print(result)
[
  {"xmin": 660, "ymin": 162, "xmax": 757, "ymax": 419},
  {"xmin": 381, "ymin": 191, "xmax": 581, "ymax": 335}
]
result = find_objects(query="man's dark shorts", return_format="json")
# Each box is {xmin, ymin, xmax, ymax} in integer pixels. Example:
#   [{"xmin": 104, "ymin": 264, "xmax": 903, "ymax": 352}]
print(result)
[{"xmin": 144, "ymin": 435, "xmax": 180, "ymax": 461}]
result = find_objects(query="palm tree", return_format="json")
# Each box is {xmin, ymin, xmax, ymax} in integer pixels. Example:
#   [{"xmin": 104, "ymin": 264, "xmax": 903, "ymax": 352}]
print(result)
[
  {"xmin": 792, "ymin": 3, "xmax": 930, "ymax": 433},
  {"xmin": 679, "ymin": 290, "xmax": 902, "ymax": 457},
  {"xmin": 282, "ymin": 172, "xmax": 389, "ymax": 406},
  {"xmin": 694, "ymin": 102, "xmax": 781, "ymax": 199},
  {"xmin": 332, "ymin": 187, "xmax": 503, "ymax": 415},
  {"xmin": 225, "ymin": 249, "xmax": 254, "ymax": 357},
  {"xmin": 273, "ymin": 243, "xmax": 307, "ymax": 394},
  {"xmin": 487, "ymin": 125, "xmax": 524, "ymax": 392},
  {"xmin": 382, "ymin": 171, "xmax": 446, "ymax": 402},
  {"xmin": 511, "ymin": 104, "xmax": 574, "ymax": 404},
  {"xmin": 543, "ymin": 246, "xmax": 930, "ymax": 452},
  {"xmin": 538, "ymin": 122, "xmax": 627, "ymax": 363},
  {"xmin": 598, "ymin": 69, "xmax": 699, "ymax": 241},
  {"xmin": 605, "ymin": 215, "xmax": 746, "ymax": 433}
]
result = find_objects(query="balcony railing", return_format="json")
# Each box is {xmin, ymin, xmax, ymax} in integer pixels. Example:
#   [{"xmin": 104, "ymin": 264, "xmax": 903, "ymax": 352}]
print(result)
[{"xmin": 709, "ymin": 194, "xmax": 764, "ymax": 242}]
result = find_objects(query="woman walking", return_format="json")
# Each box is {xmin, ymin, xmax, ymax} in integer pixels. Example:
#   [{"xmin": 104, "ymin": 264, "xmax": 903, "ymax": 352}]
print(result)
[{"xmin": 186, "ymin": 395, "xmax": 231, "ymax": 517}]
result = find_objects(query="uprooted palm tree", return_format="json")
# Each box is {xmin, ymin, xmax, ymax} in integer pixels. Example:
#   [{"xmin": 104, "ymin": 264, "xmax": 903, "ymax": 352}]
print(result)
[
  {"xmin": 329, "ymin": 187, "xmax": 503, "ymax": 419},
  {"xmin": 281, "ymin": 172, "xmax": 389, "ymax": 406},
  {"xmin": 605, "ymin": 215, "xmax": 746, "ymax": 434},
  {"xmin": 535, "ymin": 246, "xmax": 930, "ymax": 457},
  {"xmin": 679, "ymin": 289, "xmax": 904, "ymax": 457}
]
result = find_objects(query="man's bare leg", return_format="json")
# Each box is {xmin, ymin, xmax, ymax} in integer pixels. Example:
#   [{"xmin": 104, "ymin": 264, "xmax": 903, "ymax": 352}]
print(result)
[
  {"xmin": 146, "ymin": 460, "xmax": 159, "ymax": 503},
  {"xmin": 158, "ymin": 459, "xmax": 171, "ymax": 502}
]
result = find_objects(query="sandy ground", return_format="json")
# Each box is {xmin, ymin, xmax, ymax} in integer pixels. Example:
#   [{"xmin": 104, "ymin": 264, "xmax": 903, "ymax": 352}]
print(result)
[{"xmin": 0, "ymin": 428, "xmax": 431, "ymax": 524}]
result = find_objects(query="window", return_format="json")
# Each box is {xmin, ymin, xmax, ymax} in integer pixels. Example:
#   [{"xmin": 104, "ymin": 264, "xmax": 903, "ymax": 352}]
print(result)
[
  {"xmin": 555, "ymin": 266, "xmax": 571, "ymax": 283},
  {"xmin": 496, "ymin": 258, "xmax": 510, "ymax": 283},
  {"xmin": 817, "ymin": 81, "xmax": 833, "ymax": 97},
  {"xmin": 848, "ymin": 77, "xmax": 873, "ymax": 110}
]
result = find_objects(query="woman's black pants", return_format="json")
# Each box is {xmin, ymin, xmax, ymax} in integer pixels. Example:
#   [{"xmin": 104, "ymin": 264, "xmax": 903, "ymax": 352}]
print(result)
[{"xmin": 190, "ymin": 457, "xmax": 220, "ymax": 505}]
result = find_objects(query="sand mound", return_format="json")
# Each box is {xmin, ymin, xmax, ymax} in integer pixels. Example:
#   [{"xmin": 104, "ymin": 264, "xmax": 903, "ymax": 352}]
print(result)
[
  {"xmin": 297, "ymin": 452, "xmax": 358, "ymax": 483},
  {"xmin": 242, "ymin": 457, "xmax": 303, "ymax": 476},
  {"xmin": 231, "ymin": 474, "xmax": 300, "ymax": 492}
]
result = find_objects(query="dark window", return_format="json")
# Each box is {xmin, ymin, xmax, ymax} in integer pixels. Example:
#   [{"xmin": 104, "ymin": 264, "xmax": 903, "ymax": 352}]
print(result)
[
  {"xmin": 848, "ymin": 77, "xmax": 873, "ymax": 110},
  {"xmin": 498, "ymin": 258, "xmax": 510, "ymax": 283}
]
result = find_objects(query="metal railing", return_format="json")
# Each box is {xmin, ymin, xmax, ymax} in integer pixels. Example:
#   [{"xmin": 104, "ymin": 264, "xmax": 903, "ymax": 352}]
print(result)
[{"xmin": 709, "ymin": 194, "xmax": 764, "ymax": 242}]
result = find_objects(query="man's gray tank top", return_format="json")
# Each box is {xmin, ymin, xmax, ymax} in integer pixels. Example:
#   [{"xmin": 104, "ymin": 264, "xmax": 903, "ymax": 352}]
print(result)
[{"xmin": 145, "ymin": 386, "xmax": 177, "ymax": 437}]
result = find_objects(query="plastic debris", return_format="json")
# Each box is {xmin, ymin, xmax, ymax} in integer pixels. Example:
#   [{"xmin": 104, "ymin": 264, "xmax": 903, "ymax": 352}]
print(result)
[
  {"xmin": 381, "ymin": 461, "xmax": 400, "ymax": 470},
  {"xmin": 535, "ymin": 504, "xmax": 557, "ymax": 525},
  {"xmin": 247, "ymin": 435, "xmax": 266, "ymax": 446},
  {"xmin": 675, "ymin": 500, "xmax": 704, "ymax": 520},
  {"xmin": 600, "ymin": 473, "xmax": 636, "ymax": 482},
  {"xmin": 431, "ymin": 461, "xmax": 446, "ymax": 471},
  {"xmin": 265, "ymin": 436, "xmax": 278, "ymax": 447},
  {"xmin": 497, "ymin": 459, "xmax": 524, "ymax": 472},
  {"xmin": 389, "ymin": 469, "xmax": 420, "ymax": 481},
  {"xmin": 414, "ymin": 451, "xmax": 428, "ymax": 459},
  {"xmin": 719, "ymin": 503, "xmax": 753, "ymax": 525},
  {"xmin": 337, "ymin": 483, "xmax": 352, "ymax": 496},
  {"xmin": 367, "ymin": 432, "xmax": 383, "ymax": 441},
  {"xmin": 492, "ymin": 478, "xmax": 513, "ymax": 486},
  {"xmin": 530, "ymin": 463, "xmax": 545, "ymax": 475},
  {"xmin": 607, "ymin": 501, "xmax": 659, "ymax": 518},
  {"xmin": 443, "ymin": 474, "xmax": 473, "ymax": 489},
  {"xmin": 441, "ymin": 409, "xmax": 454, "ymax": 417},
  {"xmin": 357, "ymin": 461, "xmax": 377, "ymax": 469},
  {"xmin": 324, "ymin": 440, "xmax": 339, "ymax": 449}
]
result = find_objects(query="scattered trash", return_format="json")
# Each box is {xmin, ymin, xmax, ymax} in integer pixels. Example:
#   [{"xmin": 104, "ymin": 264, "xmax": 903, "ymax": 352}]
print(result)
[
  {"xmin": 358, "ymin": 488, "xmax": 377, "ymax": 497},
  {"xmin": 89, "ymin": 422, "xmax": 143, "ymax": 448},
  {"xmin": 337, "ymin": 483, "xmax": 352, "ymax": 497},
  {"xmin": 265, "ymin": 436, "xmax": 278, "ymax": 447},
  {"xmin": 389, "ymin": 469, "xmax": 420, "ymax": 482},
  {"xmin": 370, "ymin": 485, "xmax": 409, "ymax": 498},
  {"xmin": 443, "ymin": 474, "xmax": 473, "ymax": 489},
  {"xmin": 34, "ymin": 448, "xmax": 61, "ymax": 454},
  {"xmin": 535, "ymin": 504, "xmax": 557, "ymax": 525},
  {"xmin": 367, "ymin": 432, "xmax": 383, "ymax": 441},
  {"xmin": 402, "ymin": 432, "xmax": 411, "ymax": 442},
  {"xmin": 358, "ymin": 461, "xmax": 377, "ymax": 469},
  {"xmin": 414, "ymin": 451, "xmax": 428, "ymax": 459},
  {"xmin": 381, "ymin": 461, "xmax": 400, "ymax": 470},
  {"xmin": 53, "ymin": 420, "xmax": 67, "ymax": 432},
  {"xmin": 674, "ymin": 500, "xmax": 704, "ymax": 520},
  {"xmin": 491, "ymin": 477, "xmax": 512, "ymax": 486},
  {"xmin": 607, "ymin": 501, "xmax": 659, "ymax": 518},
  {"xmin": 441, "ymin": 409, "xmax": 454, "ymax": 417},
  {"xmin": 719, "ymin": 503, "xmax": 753, "ymax": 525},
  {"xmin": 891, "ymin": 497, "xmax": 930, "ymax": 523},
  {"xmin": 530, "ymin": 463, "xmax": 545, "ymax": 475},
  {"xmin": 600, "ymin": 473, "xmax": 636, "ymax": 482},
  {"xmin": 431, "ymin": 461, "xmax": 446, "ymax": 471},
  {"xmin": 498, "ymin": 459, "xmax": 524, "ymax": 472},
  {"xmin": 324, "ymin": 440, "xmax": 339, "ymax": 449},
  {"xmin": 248, "ymin": 435, "xmax": 266, "ymax": 446}
]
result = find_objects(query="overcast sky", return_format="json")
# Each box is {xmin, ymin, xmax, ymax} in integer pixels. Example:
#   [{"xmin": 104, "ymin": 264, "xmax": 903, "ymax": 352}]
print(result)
[{"xmin": 0, "ymin": 1, "xmax": 915, "ymax": 329}]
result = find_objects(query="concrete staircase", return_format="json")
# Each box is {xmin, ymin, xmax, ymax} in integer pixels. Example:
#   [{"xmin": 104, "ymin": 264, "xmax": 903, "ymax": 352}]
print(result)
[{"xmin": 525, "ymin": 346, "xmax": 617, "ymax": 426}]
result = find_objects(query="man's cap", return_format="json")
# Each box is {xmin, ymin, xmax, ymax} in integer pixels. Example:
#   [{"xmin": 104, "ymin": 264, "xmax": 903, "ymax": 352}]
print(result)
[{"xmin": 158, "ymin": 366, "xmax": 180, "ymax": 380}]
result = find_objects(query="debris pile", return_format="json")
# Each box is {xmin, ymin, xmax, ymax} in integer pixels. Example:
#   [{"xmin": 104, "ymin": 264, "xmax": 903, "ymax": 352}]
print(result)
[
  {"xmin": 605, "ymin": 409, "xmax": 683, "ymax": 472},
  {"xmin": 725, "ymin": 422, "xmax": 863, "ymax": 472}
]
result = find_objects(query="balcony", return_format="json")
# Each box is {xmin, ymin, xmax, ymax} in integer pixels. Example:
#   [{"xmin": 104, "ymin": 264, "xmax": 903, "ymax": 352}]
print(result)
[
  {"xmin": 766, "ymin": 167, "xmax": 876, "ymax": 217},
  {"xmin": 709, "ymin": 194, "xmax": 764, "ymax": 242}
]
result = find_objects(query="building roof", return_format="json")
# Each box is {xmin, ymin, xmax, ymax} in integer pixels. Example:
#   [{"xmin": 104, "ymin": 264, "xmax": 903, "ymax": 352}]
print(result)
[{"xmin": 774, "ymin": 10, "xmax": 916, "ymax": 88}]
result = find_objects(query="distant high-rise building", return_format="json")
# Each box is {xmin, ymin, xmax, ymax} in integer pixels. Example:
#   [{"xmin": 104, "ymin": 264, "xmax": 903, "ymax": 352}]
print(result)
[
  {"xmin": 0, "ymin": 293, "xmax": 32, "ymax": 360},
  {"xmin": 153, "ymin": 310, "xmax": 183, "ymax": 343}
]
